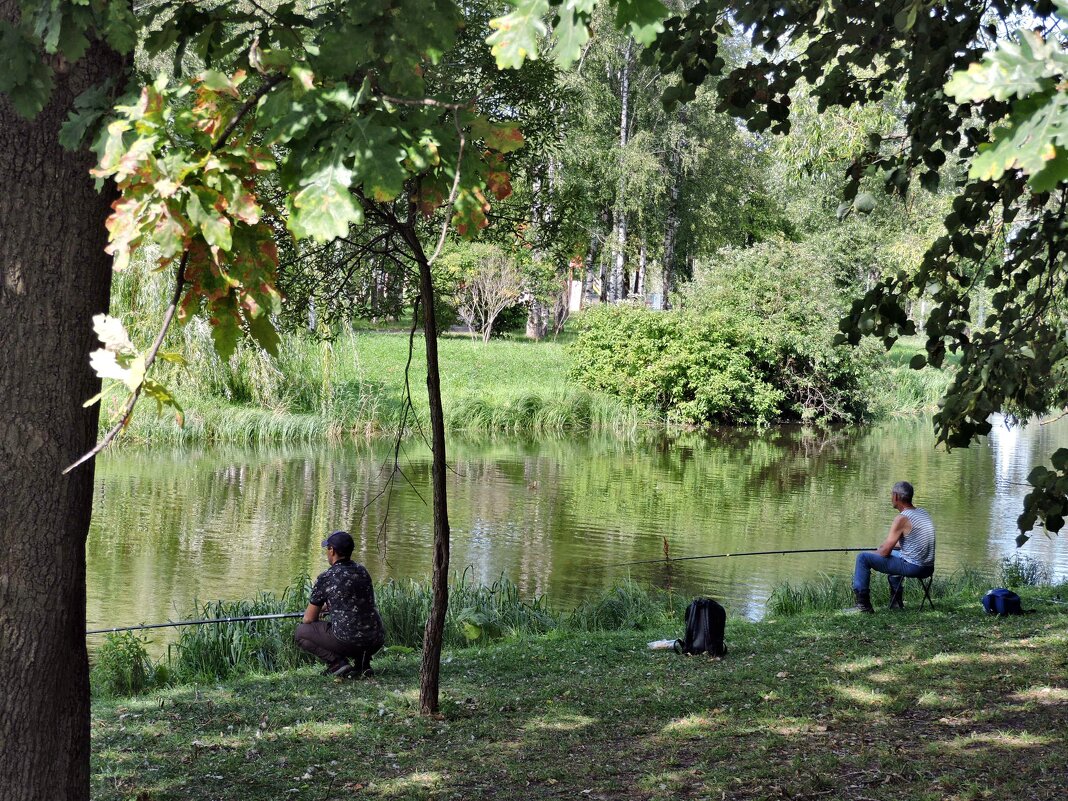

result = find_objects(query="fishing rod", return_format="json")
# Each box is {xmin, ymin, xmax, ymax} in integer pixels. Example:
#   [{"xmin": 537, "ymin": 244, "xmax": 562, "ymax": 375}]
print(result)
[
  {"xmin": 606, "ymin": 546, "xmax": 879, "ymax": 569},
  {"xmin": 86, "ymin": 612, "xmax": 303, "ymax": 636}
]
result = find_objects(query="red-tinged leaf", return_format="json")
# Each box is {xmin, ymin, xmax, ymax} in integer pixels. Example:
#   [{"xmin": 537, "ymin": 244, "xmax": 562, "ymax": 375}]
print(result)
[
  {"xmin": 187, "ymin": 188, "xmax": 233, "ymax": 251},
  {"xmin": 290, "ymin": 65, "xmax": 315, "ymax": 91},
  {"xmin": 151, "ymin": 202, "xmax": 189, "ymax": 259},
  {"xmin": 104, "ymin": 196, "xmax": 148, "ymax": 271},
  {"xmin": 485, "ymin": 125, "xmax": 524, "ymax": 153},
  {"xmin": 414, "ymin": 184, "xmax": 446, "ymax": 216},
  {"xmin": 115, "ymin": 136, "xmax": 158, "ymax": 183},
  {"xmin": 220, "ymin": 176, "xmax": 261, "ymax": 224},
  {"xmin": 451, "ymin": 188, "xmax": 490, "ymax": 238},
  {"xmin": 154, "ymin": 177, "xmax": 180, "ymax": 197},
  {"xmin": 200, "ymin": 69, "xmax": 245, "ymax": 98},
  {"xmin": 487, "ymin": 170, "xmax": 512, "ymax": 200},
  {"xmin": 471, "ymin": 117, "xmax": 525, "ymax": 153},
  {"xmin": 92, "ymin": 119, "xmax": 132, "ymax": 178},
  {"xmin": 242, "ymin": 146, "xmax": 276, "ymax": 172}
]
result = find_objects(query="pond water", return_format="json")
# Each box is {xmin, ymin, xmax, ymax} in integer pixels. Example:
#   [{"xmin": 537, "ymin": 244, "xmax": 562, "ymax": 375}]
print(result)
[{"xmin": 87, "ymin": 416, "xmax": 1068, "ymax": 636}]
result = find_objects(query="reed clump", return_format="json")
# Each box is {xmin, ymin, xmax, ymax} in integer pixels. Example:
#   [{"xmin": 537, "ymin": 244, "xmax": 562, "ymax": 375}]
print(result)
[
  {"xmin": 766, "ymin": 563, "xmax": 1019, "ymax": 616},
  {"xmin": 90, "ymin": 575, "xmax": 681, "ymax": 693}
]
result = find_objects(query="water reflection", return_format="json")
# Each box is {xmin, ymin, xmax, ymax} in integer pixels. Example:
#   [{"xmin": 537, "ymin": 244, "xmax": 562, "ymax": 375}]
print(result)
[{"xmin": 87, "ymin": 418, "xmax": 1068, "ymax": 633}]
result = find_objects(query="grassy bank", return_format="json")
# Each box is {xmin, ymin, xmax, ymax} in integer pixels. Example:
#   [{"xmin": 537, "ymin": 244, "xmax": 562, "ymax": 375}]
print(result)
[
  {"xmin": 107, "ymin": 327, "xmax": 951, "ymax": 445},
  {"xmin": 112, "ymin": 327, "xmax": 642, "ymax": 444},
  {"xmin": 92, "ymin": 578, "xmax": 1068, "ymax": 801},
  {"xmin": 880, "ymin": 335, "xmax": 957, "ymax": 417},
  {"xmin": 90, "ymin": 578, "xmax": 687, "ymax": 693}
]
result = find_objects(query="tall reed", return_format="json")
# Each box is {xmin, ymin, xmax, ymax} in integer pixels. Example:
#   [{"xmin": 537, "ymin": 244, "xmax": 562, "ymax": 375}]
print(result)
[
  {"xmin": 90, "ymin": 575, "xmax": 685, "ymax": 691},
  {"xmin": 766, "ymin": 563, "xmax": 1003, "ymax": 616}
]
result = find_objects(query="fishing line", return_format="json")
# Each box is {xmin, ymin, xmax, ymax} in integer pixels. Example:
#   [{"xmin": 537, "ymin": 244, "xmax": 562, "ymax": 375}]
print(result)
[
  {"xmin": 86, "ymin": 612, "xmax": 303, "ymax": 636},
  {"xmin": 605, "ymin": 546, "xmax": 879, "ymax": 569}
]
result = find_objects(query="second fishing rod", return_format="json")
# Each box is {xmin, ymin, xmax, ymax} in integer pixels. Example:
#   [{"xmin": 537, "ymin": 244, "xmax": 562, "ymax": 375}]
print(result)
[{"xmin": 605, "ymin": 545, "xmax": 878, "ymax": 569}]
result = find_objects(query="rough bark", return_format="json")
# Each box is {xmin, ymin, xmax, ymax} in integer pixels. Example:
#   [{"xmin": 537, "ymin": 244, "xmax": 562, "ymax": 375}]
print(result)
[
  {"xmin": 0, "ymin": 18, "xmax": 121, "ymax": 801},
  {"xmin": 525, "ymin": 300, "xmax": 547, "ymax": 340}
]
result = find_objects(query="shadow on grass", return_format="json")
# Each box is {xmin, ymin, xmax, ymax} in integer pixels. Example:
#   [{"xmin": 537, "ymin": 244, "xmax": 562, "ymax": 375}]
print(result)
[{"xmin": 92, "ymin": 596, "xmax": 1068, "ymax": 801}]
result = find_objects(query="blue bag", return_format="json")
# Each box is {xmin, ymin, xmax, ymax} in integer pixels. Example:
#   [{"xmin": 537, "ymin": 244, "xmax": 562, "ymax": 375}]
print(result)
[{"xmin": 982, "ymin": 588, "xmax": 1022, "ymax": 616}]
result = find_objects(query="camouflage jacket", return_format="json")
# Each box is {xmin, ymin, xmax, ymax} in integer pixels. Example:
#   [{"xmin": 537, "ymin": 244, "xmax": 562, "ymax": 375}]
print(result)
[{"xmin": 309, "ymin": 560, "xmax": 385, "ymax": 646}]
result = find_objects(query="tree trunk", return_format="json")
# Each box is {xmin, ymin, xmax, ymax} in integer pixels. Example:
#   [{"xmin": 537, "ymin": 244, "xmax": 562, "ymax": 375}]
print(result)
[
  {"xmin": 610, "ymin": 39, "xmax": 632, "ymax": 303},
  {"xmin": 407, "ymin": 234, "xmax": 451, "ymax": 716},
  {"xmin": 582, "ymin": 236, "xmax": 600, "ymax": 306},
  {"xmin": 662, "ymin": 171, "xmax": 682, "ymax": 310},
  {"xmin": 635, "ymin": 238, "xmax": 647, "ymax": 297},
  {"xmin": 526, "ymin": 301, "xmax": 547, "ymax": 340},
  {"xmin": 0, "ymin": 20, "xmax": 121, "ymax": 801}
]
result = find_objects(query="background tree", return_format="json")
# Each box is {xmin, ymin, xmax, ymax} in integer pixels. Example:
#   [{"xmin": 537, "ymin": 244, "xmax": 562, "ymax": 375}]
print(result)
[
  {"xmin": 441, "ymin": 243, "xmax": 526, "ymax": 342},
  {"xmin": 496, "ymin": 0, "xmax": 1068, "ymax": 540}
]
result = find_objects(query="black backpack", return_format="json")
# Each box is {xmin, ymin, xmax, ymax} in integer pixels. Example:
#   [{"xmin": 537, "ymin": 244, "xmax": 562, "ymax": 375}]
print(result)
[{"xmin": 675, "ymin": 597, "xmax": 727, "ymax": 656}]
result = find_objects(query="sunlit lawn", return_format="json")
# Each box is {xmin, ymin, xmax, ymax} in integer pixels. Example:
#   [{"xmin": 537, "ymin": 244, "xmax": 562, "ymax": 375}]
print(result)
[{"xmin": 92, "ymin": 591, "xmax": 1068, "ymax": 800}]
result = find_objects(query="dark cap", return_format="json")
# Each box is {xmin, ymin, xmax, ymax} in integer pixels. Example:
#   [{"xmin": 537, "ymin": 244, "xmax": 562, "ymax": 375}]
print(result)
[{"xmin": 321, "ymin": 530, "xmax": 354, "ymax": 554}]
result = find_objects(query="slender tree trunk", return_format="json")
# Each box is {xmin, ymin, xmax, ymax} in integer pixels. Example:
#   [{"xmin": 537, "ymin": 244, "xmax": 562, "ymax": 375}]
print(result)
[
  {"xmin": 583, "ymin": 234, "xmax": 601, "ymax": 306},
  {"xmin": 406, "ymin": 231, "xmax": 450, "ymax": 716},
  {"xmin": 526, "ymin": 301, "xmax": 547, "ymax": 340},
  {"xmin": 0, "ymin": 17, "xmax": 121, "ymax": 801},
  {"xmin": 610, "ymin": 39, "xmax": 632, "ymax": 302},
  {"xmin": 635, "ymin": 238, "xmax": 647, "ymax": 297},
  {"xmin": 662, "ymin": 170, "xmax": 682, "ymax": 310}
]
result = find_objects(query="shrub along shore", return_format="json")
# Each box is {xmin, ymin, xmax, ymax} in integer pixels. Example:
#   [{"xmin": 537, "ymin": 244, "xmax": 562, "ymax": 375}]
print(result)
[
  {"xmin": 104, "ymin": 327, "xmax": 952, "ymax": 446},
  {"xmin": 91, "ymin": 569, "xmax": 1068, "ymax": 801}
]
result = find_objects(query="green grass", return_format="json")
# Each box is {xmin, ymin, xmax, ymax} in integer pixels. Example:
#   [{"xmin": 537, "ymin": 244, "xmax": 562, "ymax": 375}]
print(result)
[
  {"xmin": 881, "ymin": 335, "xmax": 957, "ymax": 414},
  {"xmin": 91, "ymin": 577, "xmax": 685, "ymax": 691},
  {"xmin": 108, "ymin": 329, "xmax": 947, "ymax": 444},
  {"xmin": 111, "ymin": 329, "xmax": 642, "ymax": 443},
  {"xmin": 91, "ymin": 581, "xmax": 1068, "ymax": 801}
]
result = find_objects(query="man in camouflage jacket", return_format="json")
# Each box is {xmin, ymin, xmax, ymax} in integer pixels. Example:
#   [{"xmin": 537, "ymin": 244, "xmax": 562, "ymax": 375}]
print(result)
[{"xmin": 295, "ymin": 530, "xmax": 386, "ymax": 677}]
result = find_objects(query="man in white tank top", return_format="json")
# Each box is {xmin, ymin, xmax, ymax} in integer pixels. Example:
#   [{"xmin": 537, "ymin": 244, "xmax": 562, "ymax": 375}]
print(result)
[{"xmin": 852, "ymin": 481, "xmax": 936, "ymax": 613}]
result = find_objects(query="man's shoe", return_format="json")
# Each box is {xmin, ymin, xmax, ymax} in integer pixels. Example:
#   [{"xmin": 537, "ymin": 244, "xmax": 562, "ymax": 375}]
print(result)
[{"xmin": 853, "ymin": 589, "xmax": 874, "ymax": 613}]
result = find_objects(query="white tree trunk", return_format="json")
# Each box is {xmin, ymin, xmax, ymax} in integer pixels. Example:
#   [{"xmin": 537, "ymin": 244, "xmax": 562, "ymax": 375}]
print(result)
[{"xmin": 610, "ymin": 39, "xmax": 632, "ymax": 302}]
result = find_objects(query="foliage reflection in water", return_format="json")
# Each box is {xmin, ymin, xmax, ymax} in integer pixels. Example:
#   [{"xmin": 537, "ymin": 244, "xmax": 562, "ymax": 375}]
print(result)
[{"xmin": 87, "ymin": 417, "xmax": 1068, "ymax": 637}]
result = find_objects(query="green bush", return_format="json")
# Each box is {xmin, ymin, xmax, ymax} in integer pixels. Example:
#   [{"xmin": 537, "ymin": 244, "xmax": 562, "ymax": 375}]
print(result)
[
  {"xmin": 569, "ymin": 305, "xmax": 783, "ymax": 426},
  {"xmin": 90, "ymin": 632, "xmax": 157, "ymax": 697},
  {"xmin": 569, "ymin": 241, "xmax": 886, "ymax": 426}
]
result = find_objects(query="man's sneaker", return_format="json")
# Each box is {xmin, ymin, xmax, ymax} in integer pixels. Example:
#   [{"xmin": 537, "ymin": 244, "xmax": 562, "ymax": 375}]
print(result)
[
  {"xmin": 326, "ymin": 660, "xmax": 352, "ymax": 678},
  {"xmin": 853, "ymin": 589, "xmax": 874, "ymax": 614}
]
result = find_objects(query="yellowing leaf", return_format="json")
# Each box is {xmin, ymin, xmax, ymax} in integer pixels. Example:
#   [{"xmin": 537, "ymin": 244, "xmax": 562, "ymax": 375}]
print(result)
[{"xmin": 488, "ymin": 0, "xmax": 550, "ymax": 69}]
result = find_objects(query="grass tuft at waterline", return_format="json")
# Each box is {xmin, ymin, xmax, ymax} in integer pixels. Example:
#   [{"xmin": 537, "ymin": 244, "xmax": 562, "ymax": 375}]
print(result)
[
  {"xmin": 90, "ymin": 577, "xmax": 686, "ymax": 692},
  {"xmin": 91, "ymin": 580, "xmax": 1068, "ymax": 801}
]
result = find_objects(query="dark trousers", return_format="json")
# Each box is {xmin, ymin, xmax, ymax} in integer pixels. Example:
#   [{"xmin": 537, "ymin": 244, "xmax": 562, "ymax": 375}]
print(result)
[{"xmin": 294, "ymin": 622, "xmax": 381, "ymax": 669}]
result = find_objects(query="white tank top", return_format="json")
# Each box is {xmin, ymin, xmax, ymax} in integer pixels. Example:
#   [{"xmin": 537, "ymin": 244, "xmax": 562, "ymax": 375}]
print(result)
[{"xmin": 899, "ymin": 507, "xmax": 936, "ymax": 566}]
